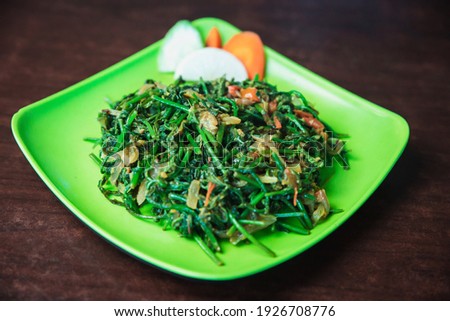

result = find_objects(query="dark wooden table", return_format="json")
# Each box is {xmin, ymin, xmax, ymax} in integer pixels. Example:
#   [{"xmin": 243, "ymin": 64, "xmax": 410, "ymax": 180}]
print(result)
[{"xmin": 1, "ymin": 0, "xmax": 449, "ymax": 300}]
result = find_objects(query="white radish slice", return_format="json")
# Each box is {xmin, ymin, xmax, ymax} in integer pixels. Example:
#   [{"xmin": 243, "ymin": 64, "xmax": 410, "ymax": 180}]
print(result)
[
  {"xmin": 157, "ymin": 20, "xmax": 203, "ymax": 72},
  {"xmin": 174, "ymin": 48, "xmax": 248, "ymax": 81}
]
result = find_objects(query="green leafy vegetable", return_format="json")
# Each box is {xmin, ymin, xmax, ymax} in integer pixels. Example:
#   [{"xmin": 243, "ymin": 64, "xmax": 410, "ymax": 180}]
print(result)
[{"xmin": 92, "ymin": 77, "xmax": 349, "ymax": 265}]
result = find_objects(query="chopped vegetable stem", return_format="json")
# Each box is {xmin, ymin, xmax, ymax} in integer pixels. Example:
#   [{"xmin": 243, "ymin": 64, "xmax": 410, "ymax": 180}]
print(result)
[
  {"xmin": 152, "ymin": 95, "xmax": 190, "ymax": 112},
  {"xmin": 276, "ymin": 221, "xmax": 309, "ymax": 235},
  {"xmin": 93, "ymin": 76, "xmax": 348, "ymax": 266},
  {"xmin": 229, "ymin": 212, "xmax": 276, "ymax": 257},
  {"xmin": 193, "ymin": 233, "xmax": 224, "ymax": 266}
]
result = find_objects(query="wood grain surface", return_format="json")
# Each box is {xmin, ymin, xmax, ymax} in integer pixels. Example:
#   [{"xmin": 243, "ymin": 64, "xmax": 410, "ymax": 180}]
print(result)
[{"xmin": 1, "ymin": 0, "xmax": 449, "ymax": 300}]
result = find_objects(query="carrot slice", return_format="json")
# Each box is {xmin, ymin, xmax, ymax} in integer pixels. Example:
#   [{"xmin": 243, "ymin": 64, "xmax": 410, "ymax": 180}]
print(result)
[
  {"xmin": 224, "ymin": 31, "xmax": 265, "ymax": 79},
  {"xmin": 205, "ymin": 26, "xmax": 222, "ymax": 48},
  {"xmin": 204, "ymin": 182, "xmax": 216, "ymax": 207},
  {"xmin": 240, "ymin": 87, "xmax": 259, "ymax": 102},
  {"xmin": 269, "ymin": 100, "xmax": 278, "ymax": 113},
  {"xmin": 294, "ymin": 109, "xmax": 325, "ymax": 131},
  {"xmin": 273, "ymin": 115, "xmax": 282, "ymax": 129},
  {"xmin": 227, "ymin": 85, "xmax": 240, "ymax": 97}
]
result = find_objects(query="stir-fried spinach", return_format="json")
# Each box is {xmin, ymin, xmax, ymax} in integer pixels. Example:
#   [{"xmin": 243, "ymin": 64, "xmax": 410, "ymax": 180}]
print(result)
[{"xmin": 91, "ymin": 77, "xmax": 349, "ymax": 265}]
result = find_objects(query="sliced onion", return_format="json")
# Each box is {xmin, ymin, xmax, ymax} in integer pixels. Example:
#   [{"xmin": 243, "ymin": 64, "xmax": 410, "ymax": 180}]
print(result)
[
  {"xmin": 281, "ymin": 168, "xmax": 297, "ymax": 188},
  {"xmin": 136, "ymin": 180, "xmax": 147, "ymax": 205},
  {"xmin": 225, "ymin": 116, "xmax": 242, "ymax": 125},
  {"xmin": 110, "ymin": 162, "xmax": 124, "ymax": 185},
  {"xmin": 258, "ymin": 175, "xmax": 278, "ymax": 184},
  {"xmin": 118, "ymin": 145, "xmax": 139, "ymax": 166},
  {"xmin": 199, "ymin": 111, "xmax": 218, "ymax": 134},
  {"xmin": 183, "ymin": 89, "xmax": 204, "ymax": 99},
  {"xmin": 150, "ymin": 162, "xmax": 169, "ymax": 179},
  {"xmin": 186, "ymin": 180, "xmax": 200, "ymax": 209},
  {"xmin": 312, "ymin": 204, "xmax": 327, "ymax": 225},
  {"xmin": 219, "ymin": 114, "xmax": 241, "ymax": 125},
  {"xmin": 230, "ymin": 215, "xmax": 277, "ymax": 244},
  {"xmin": 315, "ymin": 189, "xmax": 330, "ymax": 213},
  {"xmin": 311, "ymin": 189, "xmax": 330, "ymax": 225},
  {"xmin": 138, "ymin": 83, "xmax": 155, "ymax": 94}
]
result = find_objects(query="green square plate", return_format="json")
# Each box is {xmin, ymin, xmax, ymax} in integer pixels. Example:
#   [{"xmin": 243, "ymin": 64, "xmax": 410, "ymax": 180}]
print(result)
[{"xmin": 11, "ymin": 17, "xmax": 409, "ymax": 280}]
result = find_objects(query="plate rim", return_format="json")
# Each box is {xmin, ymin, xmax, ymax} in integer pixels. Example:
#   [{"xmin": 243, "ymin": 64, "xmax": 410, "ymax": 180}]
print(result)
[{"xmin": 11, "ymin": 17, "xmax": 410, "ymax": 280}]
